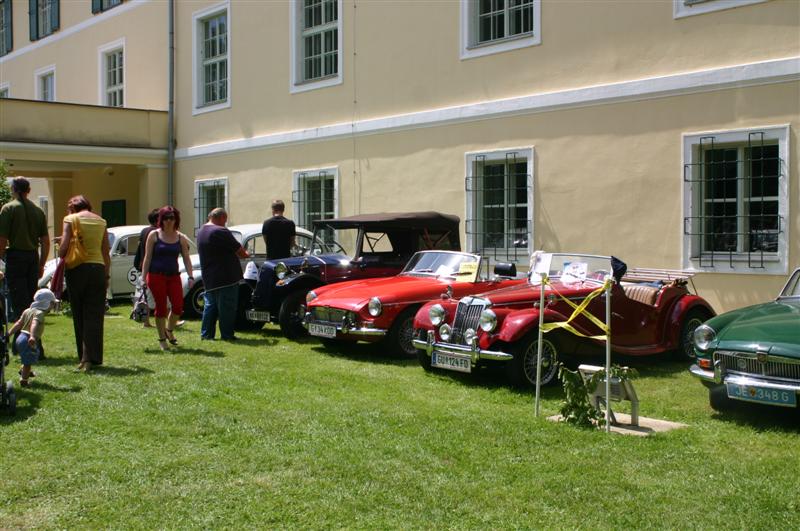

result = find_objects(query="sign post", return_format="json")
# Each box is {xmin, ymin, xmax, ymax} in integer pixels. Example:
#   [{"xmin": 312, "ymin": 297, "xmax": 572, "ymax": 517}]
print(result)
[
  {"xmin": 534, "ymin": 273, "xmax": 547, "ymax": 417},
  {"xmin": 605, "ymin": 276, "xmax": 612, "ymax": 433}
]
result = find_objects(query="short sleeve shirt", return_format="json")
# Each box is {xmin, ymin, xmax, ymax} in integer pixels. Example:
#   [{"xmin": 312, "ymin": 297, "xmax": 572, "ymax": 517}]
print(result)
[
  {"xmin": 19, "ymin": 308, "xmax": 45, "ymax": 339},
  {"xmin": 197, "ymin": 224, "xmax": 243, "ymax": 291},
  {"xmin": 0, "ymin": 199, "xmax": 48, "ymax": 251},
  {"xmin": 261, "ymin": 215, "xmax": 296, "ymax": 260}
]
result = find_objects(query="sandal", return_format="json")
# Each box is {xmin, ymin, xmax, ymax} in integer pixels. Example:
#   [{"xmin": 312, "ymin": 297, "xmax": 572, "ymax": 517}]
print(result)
[
  {"xmin": 158, "ymin": 337, "xmax": 169, "ymax": 351},
  {"xmin": 18, "ymin": 370, "xmax": 36, "ymax": 378},
  {"xmin": 76, "ymin": 361, "xmax": 92, "ymax": 372},
  {"xmin": 165, "ymin": 329, "xmax": 178, "ymax": 345},
  {"xmin": 19, "ymin": 378, "xmax": 29, "ymax": 387}
]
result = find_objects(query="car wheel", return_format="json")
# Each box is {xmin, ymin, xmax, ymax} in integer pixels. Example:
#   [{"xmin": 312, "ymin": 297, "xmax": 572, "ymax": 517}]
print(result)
[
  {"xmin": 279, "ymin": 290, "xmax": 308, "ymax": 340},
  {"xmin": 676, "ymin": 309, "xmax": 710, "ymax": 361},
  {"xmin": 709, "ymin": 386, "xmax": 733, "ymax": 412},
  {"xmin": 184, "ymin": 281, "xmax": 205, "ymax": 318},
  {"xmin": 507, "ymin": 332, "xmax": 560, "ymax": 388},
  {"xmin": 235, "ymin": 284, "xmax": 263, "ymax": 331},
  {"xmin": 386, "ymin": 307, "xmax": 418, "ymax": 357}
]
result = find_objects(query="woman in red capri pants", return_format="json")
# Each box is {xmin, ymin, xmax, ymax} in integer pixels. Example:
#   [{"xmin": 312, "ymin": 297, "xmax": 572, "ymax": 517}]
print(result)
[{"xmin": 141, "ymin": 206, "xmax": 194, "ymax": 350}]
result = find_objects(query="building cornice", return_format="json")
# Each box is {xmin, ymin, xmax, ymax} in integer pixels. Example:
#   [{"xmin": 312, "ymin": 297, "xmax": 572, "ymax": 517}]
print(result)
[
  {"xmin": 176, "ymin": 56, "xmax": 800, "ymax": 161},
  {"xmin": 0, "ymin": 141, "xmax": 166, "ymax": 158}
]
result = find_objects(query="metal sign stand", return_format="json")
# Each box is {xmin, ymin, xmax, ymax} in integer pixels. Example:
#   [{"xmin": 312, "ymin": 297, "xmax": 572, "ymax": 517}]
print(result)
[
  {"xmin": 605, "ymin": 276, "xmax": 612, "ymax": 433},
  {"xmin": 534, "ymin": 273, "xmax": 547, "ymax": 417}
]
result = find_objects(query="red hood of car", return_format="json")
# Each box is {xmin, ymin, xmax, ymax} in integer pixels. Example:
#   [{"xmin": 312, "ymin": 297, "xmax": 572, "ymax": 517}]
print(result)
[
  {"xmin": 481, "ymin": 280, "xmax": 601, "ymax": 306},
  {"xmin": 310, "ymin": 274, "xmax": 457, "ymax": 310}
]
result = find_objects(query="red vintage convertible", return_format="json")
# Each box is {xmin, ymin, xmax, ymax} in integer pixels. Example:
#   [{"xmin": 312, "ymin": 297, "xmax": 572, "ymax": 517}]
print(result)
[
  {"xmin": 304, "ymin": 250, "xmax": 525, "ymax": 355},
  {"xmin": 413, "ymin": 253, "xmax": 716, "ymax": 387}
]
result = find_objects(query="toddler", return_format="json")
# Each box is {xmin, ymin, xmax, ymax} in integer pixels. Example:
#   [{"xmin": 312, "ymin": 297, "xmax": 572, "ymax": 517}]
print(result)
[{"xmin": 7, "ymin": 289, "xmax": 58, "ymax": 387}]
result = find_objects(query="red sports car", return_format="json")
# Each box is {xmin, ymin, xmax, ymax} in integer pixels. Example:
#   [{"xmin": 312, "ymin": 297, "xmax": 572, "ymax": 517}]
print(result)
[
  {"xmin": 413, "ymin": 253, "xmax": 716, "ymax": 387},
  {"xmin": 304, "ymin": 250, "xmax": 525, "ymax": 356}
]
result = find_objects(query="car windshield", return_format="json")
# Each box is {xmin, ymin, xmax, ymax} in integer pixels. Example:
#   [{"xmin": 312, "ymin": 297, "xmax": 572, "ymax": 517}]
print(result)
[
  {"xmin": 529, "ymin": 253, "xmax": 612, "ymax": 285},
  {"xmin": 778, "ymin": 269, "xmax": 800, "ymax": 298},
  {"xmin": 310, "ymin": 224, "xmax": 355, "ymax": 257},
  {"xmin": 401, "ymin": 251, "xmax": 481, "ymax": 280}
]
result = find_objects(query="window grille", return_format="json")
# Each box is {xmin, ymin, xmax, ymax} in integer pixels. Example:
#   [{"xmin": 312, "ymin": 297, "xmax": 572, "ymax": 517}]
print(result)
[
  {"xmin": 92, "ymin": 0, "xmax": 122, "ymax": 14},
  {"xmin": 302, "ymin": 0, "xmax": 338, "ymax": 81},
  {"xmin": 683, "ymin": 132, "xmax": 784, "ymax": 269},
  {"xmin": 477, "ymin": 0, "xmax": 533, "ymax": 45},
  {"xmin": 36, "ymin": 0, "xmax": 57, "ymax": 38},
  {"xmin": 293, "ymin": 170, "xmax": 336, "ymax": 241},
  {"xmin": 466, "ymin": 152, "xmax": 531, "ymax": 264},
  {"xmin": 105, "ymin": 49, "xmax": 123, "ymax": 107},
  {"xmin": 0, "ymin": 0, "xmax": 10, "ymax": 57},
  {"xmin": 194, "ymin": 179, "xmax": 227, "ymax": 234},
  {"xmin": 201, "ymin": 12, "xmax": 227, "ymax": 106}
]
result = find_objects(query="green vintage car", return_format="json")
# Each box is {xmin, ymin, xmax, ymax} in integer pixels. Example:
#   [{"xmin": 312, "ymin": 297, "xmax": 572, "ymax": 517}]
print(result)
[{"xmin": 690, "ymin": 269, "xmax": 800, "ymax": 411}]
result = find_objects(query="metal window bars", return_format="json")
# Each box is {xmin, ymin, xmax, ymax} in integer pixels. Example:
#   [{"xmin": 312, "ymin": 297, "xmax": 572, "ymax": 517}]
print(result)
[
  {"xmin": 466, "ymin": 152, "xmax": 531, "ymax": 264},
  {"xmin": 683, "ymin": 132, "xmax": 783, "ymax": 269},
  {"xmin": 193, "ymin": 179, "xmax": 226, "ymax": 236},
  {"xmin": 293, "ymin": 171, "xmax": 335, "ymax": 243}
]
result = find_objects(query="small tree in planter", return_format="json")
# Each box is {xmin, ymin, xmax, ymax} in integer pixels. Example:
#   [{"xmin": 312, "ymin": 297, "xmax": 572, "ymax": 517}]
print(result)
[{"xmin": 558, "ymin": 363, "xmax": 638, "ymax": 429}]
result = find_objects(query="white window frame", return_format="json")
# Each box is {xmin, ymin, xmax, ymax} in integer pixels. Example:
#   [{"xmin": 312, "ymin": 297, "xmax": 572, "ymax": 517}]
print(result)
[
  {"xmin": 192, "ymin": 1, "xmax": 231, "ymax": 116},
  {"xmin": 34, "ymin": 64, "xmax": 55, "ymax": 101},
  {"xmin": 290, "ymin": 0, "xmax": 343, "ymax": 94},
  {"xmin": 460, "ymin": 0, "xmax": 541, "ymax": 61},
  {"xmin": 673, "ymin": 0, "xmax": 767, "ymax": 19},
  {"xmin": 0, "ymin": 81, "xmax": 9, "ymax": 98},
  {"xmin": 38, "ymin": 195, "xmax": 49, "ymax": 224},
  {"xmin": 36, "ymin": 0, "xmax": 57, "ymax": 39},
  {"xmin": 465, "ymin": 147, "xmax": 534, "ymax": 263},
  {"xmin": 194, "ymin": 177, "xmax": 229, "ymax": 232},
  {"xmin": 97, "ymin": 38, "xmax": 125, "ymax": 107},
  {"xmin": 682, "ymin": 125, "xmax": 790, "ymax": 274},
  {"xmin": 292, "ymin": 167, "xmax": 339, "ymax": 229}
]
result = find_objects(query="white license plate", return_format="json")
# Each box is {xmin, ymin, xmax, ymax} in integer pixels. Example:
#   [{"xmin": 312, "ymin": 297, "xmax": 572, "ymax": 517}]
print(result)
[
  {"xmin": 246, "ymin": 310, "xmax": 270, "ymax": 322},
  {"xmin": 726, "ymin": 383, "xmax": 797, "ymax": 407},
  {"xmin": 309, "ymin": 323, "xmax": 336, "ymax": 338},
  {"xmin": 432, "ymin": 351, "xmax": 472, "ymax": 373}
]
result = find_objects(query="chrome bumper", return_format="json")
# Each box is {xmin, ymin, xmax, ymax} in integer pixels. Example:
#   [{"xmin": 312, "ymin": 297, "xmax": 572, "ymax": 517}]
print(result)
[
  {"xmin": 690, "ymin": 364, "xmax": 800, "ymax": 394},
  {"xmin": 412, "ymin": 330, "xmax": 513, "ymax": 365},
  {"xmin": 303, "ymin": 313, "xmax": 387, "ymax": 338}
]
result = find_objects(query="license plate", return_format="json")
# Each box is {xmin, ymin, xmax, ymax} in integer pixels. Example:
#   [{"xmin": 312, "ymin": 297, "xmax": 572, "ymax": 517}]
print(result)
[
  {"xmin": 246, "ymin": 310, "xmax": 270, "ymax": 322},
  {"xmin": 309, "ymin": 323, "xmax": 336, "ymax": 339},
  {"xmin": 431, "ymin": 351, "xmax": 472, "ymax": 373},
  {"xmin": 726, "ymin": 383, "xmax": 797, "ymax": 407}
]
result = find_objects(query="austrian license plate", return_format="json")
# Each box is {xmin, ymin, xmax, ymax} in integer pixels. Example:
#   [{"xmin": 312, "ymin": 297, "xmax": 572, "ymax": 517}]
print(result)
[
  {"xmin": 431, "ymin": 351, "xmax": 472, "ymax": 373},
  {"xmin": 246, "ymin": 310, "xmax": 270, "ymax": 322},
  {"xmin": 308, "ymin": 323, "xmax": 336, "ymax": 339},
  {"xmin": 726, "ymin": 383, "xmax": 797, "ymax": 407}
]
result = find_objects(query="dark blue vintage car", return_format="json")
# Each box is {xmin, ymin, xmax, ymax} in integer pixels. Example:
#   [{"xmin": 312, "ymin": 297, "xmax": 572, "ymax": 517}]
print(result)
[{"xmin": 245, "ymin": 211, "xmax": 461, "ymax": 338}]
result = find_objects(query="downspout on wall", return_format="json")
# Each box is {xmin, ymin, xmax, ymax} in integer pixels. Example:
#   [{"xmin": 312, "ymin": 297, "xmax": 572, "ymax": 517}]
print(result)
[{"xmin": 167, "ymin": 0, "xmax": 175, "ymax": 205}]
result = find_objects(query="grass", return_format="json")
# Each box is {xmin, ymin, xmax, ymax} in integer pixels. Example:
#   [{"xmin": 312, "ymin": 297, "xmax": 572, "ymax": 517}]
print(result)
[{"xmin": 0, "ymin": 305, "xmax": 798, "ymax": 529}]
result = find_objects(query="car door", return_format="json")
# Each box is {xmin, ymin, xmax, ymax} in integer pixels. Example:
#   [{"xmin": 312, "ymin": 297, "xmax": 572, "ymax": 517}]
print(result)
[{"xmin": 110, "ymin": 234, "xmax": 139, "ymax": 297}]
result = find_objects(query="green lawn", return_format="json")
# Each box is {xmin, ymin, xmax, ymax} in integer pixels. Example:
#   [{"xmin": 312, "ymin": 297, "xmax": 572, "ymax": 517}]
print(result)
[{"xmin": 0, "ymin": 307, "xmax": 798, "ymax": 529}]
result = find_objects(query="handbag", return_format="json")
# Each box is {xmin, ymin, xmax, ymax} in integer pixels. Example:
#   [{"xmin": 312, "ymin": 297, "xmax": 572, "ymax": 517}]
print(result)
[
  {"xmin": 50, "ymin": 258, "xmax": 66, "ymax": 299},
  {"xmin": 64, "ymin": 215, "xmax": 89, "ymax": 269}
]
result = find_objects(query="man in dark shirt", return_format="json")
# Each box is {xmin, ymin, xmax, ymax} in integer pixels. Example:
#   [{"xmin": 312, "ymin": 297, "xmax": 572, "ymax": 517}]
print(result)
[
  {"xmin": 197, "ymin": 208, "xmax": 249, "ymax": 340},
  {"xmin": 134, "ymin": 208, "xmax": 159, "ymax": 273},
  {"xmin": 261, "ymin": 199, "xmax": 296, "ymax": 260}
]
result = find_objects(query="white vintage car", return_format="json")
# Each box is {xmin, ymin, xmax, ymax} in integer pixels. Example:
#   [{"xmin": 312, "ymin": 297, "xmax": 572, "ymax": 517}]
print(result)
[{"xmin": 40, "ymin": 224, "xmax": 199, "ymax": 301}]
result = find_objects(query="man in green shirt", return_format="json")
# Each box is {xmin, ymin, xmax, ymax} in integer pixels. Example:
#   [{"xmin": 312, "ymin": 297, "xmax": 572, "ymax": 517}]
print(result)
[{"xmin": 0, "ymin": 178, "xmax": 50, "ymax": 321}]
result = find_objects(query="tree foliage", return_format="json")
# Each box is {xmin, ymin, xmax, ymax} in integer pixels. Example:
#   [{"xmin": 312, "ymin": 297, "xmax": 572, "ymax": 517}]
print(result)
[{"xmin": 0, "ymin": 160, "xmax": 12, "ymax": 208}]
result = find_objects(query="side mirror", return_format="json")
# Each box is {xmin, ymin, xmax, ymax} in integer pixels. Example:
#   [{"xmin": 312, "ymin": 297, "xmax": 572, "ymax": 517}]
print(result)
[{"xmin": 493, "ymin": 262, "xmax": 517, "ymax": 278}]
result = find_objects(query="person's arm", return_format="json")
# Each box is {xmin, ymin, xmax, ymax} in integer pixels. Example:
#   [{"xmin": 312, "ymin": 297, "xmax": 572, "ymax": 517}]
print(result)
[
  {"xmin": 179, "ymin": 233, "xmax": 194, "ymax": 285},
  {"xmin": 141, "ymin": 230, "xmax": 157, "ymax": 280},
  {"xmin": 7, "ymin": 317, "xmax": 22, "ymax": 337},
  {"xmin": 236, "ymin": 246, "xmax": 250, "ymax": 259},
  {"xmin": 38, "ymin": 234, "xmax": 51, "ymax": 279},
  {"xmin": 27, "ymin": 319, "xmax": 42, "ymax": 347},
  {"xmin": 58, "ymin": 221, "xmax": 73, "ymax": 259},
  {"xmin": 101, "ymin": 229, "xmax": 111, "ymax": 290}
]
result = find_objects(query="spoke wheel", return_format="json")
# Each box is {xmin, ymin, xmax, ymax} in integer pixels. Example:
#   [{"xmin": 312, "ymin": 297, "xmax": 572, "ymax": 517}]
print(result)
[
  {"xmin": 508, "ymin": 332, "xmax": 560, "ymax": 388},
  {"xmin": 386, "ymin": 307, "xmax": 418, "ymax": 357},
  {"xmin": 677, "ymin": 310, "xmax": 708, "ymax": 361},
  {"xmin": 279, "ymin": 290, "xmax": 308, "ymax": 339}
]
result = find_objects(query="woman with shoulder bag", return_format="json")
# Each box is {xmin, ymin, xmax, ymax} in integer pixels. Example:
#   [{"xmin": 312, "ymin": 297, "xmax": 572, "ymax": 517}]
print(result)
[
  {"xmin": 58, "ymin": 195, "xmax": 111, "ymax": 371},
  {"xmin": 141, "ymin": 206, "xmax": 194, "ymax": 350}
]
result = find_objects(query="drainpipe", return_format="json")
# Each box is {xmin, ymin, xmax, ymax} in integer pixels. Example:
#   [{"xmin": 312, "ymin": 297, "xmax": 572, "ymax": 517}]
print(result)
[{"xmin": 167, "ymin": 0, "xmax": 175, "ymax": 206}]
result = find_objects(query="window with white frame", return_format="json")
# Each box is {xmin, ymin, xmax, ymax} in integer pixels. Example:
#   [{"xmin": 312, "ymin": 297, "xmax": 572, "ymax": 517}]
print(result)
[
  {"xmin": 293, "ymin": 168, "xmax": 337, "ymax": 231},
  {"xmin": 466, "ymin": 149, "xmax": 533, "ymax": 264},
  {"xmin": 36, "ymin": 69, "xmax": 55, "ymax": 101},
  {"xmin": 193, "ymin": 4, "xmax": 229, "ymax": 112},
  {"xmin": 0, "ymin": 0, "xmax": 11, "ymax": 57},
  {"xmin": 291, "ymin": 0, "xmax": 341, "ymax": 92},
  {"xmin": 103, "ymin": 48, "xmax": 124, "ymax": 107},
  {"xmin": 673, "ymin": 0, "xmax": 767, "ymax": 19},
  {"xmin": 194, "ymin": 178, "xmax": 228, "ymax": 233},
  {"xmin": 30, "ymin": 0, "xmax": 58, "ymax": 41},
  {"xmin": 461, "ymin": 0, "xmax": 540, "ymax": 60},
  {"xmin": 0, "ymin": 83, "xmax": 8, "ymax": 98},
  {"xmin": 683, "ymin": 126, "xmax": 789, "ymax": 274}
]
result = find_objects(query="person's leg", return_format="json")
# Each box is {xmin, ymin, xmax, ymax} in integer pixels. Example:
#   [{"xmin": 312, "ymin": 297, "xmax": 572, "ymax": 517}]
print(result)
[
  {"xmin": 65, "ymin": 265, "xmax": 89, "ymax": 363},
  {"xmin": 200, "ymin": 288, "xmax": 219, "ymax": 340},
  {"xmin": 164, "ymin": 276, "xmax": 184, "ymax": 344},
  {"xmin": 218, "ymin": 285, "xmax": 239, "ymax": 340},
  {"xmin": 81, "ymin": 264, "xmax": 106, "ymax": 366},
  {"xmin": 147, "ymin": 273, "xmax": 170, "ymax": 350},
  {"xmin": 5, "ymin": 251, "xmax": 32, "ymax": 321},
  {"xmin": 16, "ymin": 332, "xmax": 36, "ymax": 385}
]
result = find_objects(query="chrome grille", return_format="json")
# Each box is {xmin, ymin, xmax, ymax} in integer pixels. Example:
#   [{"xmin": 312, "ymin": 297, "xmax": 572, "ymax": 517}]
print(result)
[
  {"xmin": 716, "ymin": 351, "xmax": 800, "ymax": 382},
  {"xmin": 311, "ymin": 306, "xmax": 352, "ymax": 325},
  {"xmin": 451, "ymin": 296, "xmax": 489, "ymax": 344}
]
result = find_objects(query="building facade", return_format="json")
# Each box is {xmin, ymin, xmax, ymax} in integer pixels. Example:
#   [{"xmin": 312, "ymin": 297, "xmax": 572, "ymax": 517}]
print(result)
[{"xmin": 1, "ymin": 0, "xmax": 799, "ymax": 312}]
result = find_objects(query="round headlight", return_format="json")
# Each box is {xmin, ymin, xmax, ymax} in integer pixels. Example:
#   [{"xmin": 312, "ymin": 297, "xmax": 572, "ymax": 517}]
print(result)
[
  {"xmin": 693, "ymin": 324, "xmax": 716, "ymax": 351},
  {"xmin": 429, "ymin": 304, "xmax": 446, "ymax": 326},
  {"xmin": 463, "ymin": 328, "xmax": 477, "ymax": 345},
  {"xmin": 275, "ymin": 262, "xmax": 289, "ymax": 280},
  {"xmin": 306, "ymin": 290, "xmax": 317, "ymax": 304},
  {"xmin": 439, "ymin": 323, "xmax": 452, "ymax": 342},
  {"xmin": 479, "ymin": 309, "xmax": 497, "ymax": 332},
  {"xmin": 368, "ymin": 297, "xmax": 382, "ymax": 317}
]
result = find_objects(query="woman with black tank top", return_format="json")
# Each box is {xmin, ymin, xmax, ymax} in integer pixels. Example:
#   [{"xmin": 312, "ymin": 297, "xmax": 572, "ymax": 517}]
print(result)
[{"xmin": 141, "ymin": 206, "xmax": 194, "ymax": 351}]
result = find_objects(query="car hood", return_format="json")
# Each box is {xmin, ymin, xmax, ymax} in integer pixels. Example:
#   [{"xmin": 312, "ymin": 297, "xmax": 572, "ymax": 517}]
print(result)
[
  {"xmin": 312, "ymin": 275, "xmax": 451, "ymax": 310},
  {"xmin": 713, "ymin": 300, "xmax": 800, "ymax": 357}
]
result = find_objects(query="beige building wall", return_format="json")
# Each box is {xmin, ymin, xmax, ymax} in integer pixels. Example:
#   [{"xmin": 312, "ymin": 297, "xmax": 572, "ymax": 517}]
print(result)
[{"xmin": 0, "ymin": 0, "xmax": 167, "ymax": 109}]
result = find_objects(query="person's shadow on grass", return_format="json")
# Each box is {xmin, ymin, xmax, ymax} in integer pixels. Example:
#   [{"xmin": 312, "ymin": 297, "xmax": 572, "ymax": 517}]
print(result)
[
  {"xmin": 0, "ymin": 380, "xmax": 82, "ymax": 424},
  {"xmin": 87, "ymin": 365, "xmax": 155, "ymax": 377},
  {"xmin": 142, "ymin": 347, "xmax": 225, "ymax": 358}
]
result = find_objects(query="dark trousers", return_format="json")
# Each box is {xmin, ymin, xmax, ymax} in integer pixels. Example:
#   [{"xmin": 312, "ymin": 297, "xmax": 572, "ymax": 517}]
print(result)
[
  {"xmin": 6, "ymin": 249, "xmax": 38, "ymax": 321},
  {"xmin": 65, "ymin": 263, "xmax": 106, "ymax": 365}
]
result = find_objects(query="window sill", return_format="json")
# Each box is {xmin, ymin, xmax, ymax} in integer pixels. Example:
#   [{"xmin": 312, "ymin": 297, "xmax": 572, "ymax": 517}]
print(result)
[
  {"xmin": 673, "ymin": 0, "xmax": 767, "ymax": 19},
  {"xmin": 290, "ymin": 74, "xmax": 342, "ymax": 94},
  {"xmin": 461, "ymin": 33, "xmax": 540, "ymax": 61},
  {"xmin": 192, "ymin": 99, "xmax": 231, "ymax": 116}
]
